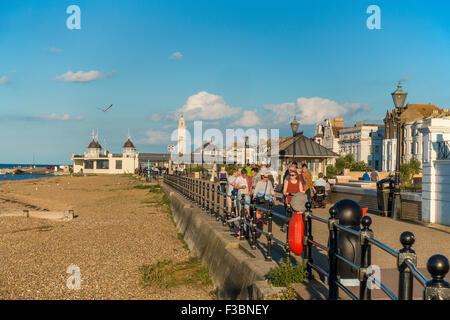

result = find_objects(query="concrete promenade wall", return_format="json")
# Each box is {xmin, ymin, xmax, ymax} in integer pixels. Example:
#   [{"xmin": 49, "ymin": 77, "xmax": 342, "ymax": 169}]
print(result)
[
  {"xmin": 331, "ymin": 185, "xmax": 422, "ymax": 221},
  {"xmin": 161, "ymin": 182, "xmax": 285, "ymax": 300}
]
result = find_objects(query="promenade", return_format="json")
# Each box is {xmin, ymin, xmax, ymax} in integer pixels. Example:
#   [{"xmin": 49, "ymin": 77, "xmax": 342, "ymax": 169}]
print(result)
[
  {"xmin": 252, "ymin": 196, "xmax": 450, "ymax": 300},
  {"xmin": 164, "ymin": 175, "xmax": 450, "ymax": 300}
]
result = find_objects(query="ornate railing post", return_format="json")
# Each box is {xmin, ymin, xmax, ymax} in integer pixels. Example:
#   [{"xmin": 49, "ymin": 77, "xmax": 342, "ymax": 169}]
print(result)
[
  {"xmin": 398, "ymin": 231, "xmax": 416, "ymax": 300},
  {"xmin": 206, "ymin": 183, "xmax": 210, "ymax": 214},
  {"xmin": 195, "ymin": 180, "xmax": 198, "ymax": 204},
  {"xmin": 202, "ymin": 181, "xmax": 205, "ymax": 210},
  {"xmin": 239, "ymin": 195, "xmax": 245, "ymax": 240},
  {"xmin": 250, "ymin": 203, "xmax": 257, "ymax": 250},
  {"xmin": 266, "ymin": 202, "xmax": 273, "ymax": 261},
  {"xmin": 222, "ymin": 191, "xmax": 228, "ymax": 225},
  {"xmin": 210, "ymin": 184, "xmax": 215, "ymax": 216},
  {"xmin": 303, "ymin": 202, "xmax": 314, "ymax": 280},
  {"xmin": 284, "ymin": 206, "xmax": 292, "ymax": 260},
  {"xmin": 359, "ymin": 215, "xmax": 373, "ymax": 300},
  {"xmin": 328, "ymin": 206, "xmax": 339, "ymax": 300},
  {"xmin": 231, "ymin": 193, "xmax": 236, "ymax": 218},
  {"xmin": 424, "ymin": 255, "xmax": 450, "ymax": 300},
  {"xmin": 216, "ymin": 185, "xmax": 221, "ymax": 221}
]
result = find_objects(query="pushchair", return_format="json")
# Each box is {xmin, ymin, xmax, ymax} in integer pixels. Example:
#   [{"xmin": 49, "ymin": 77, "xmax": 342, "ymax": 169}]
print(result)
[{"xmin": 312, "ymin": 186, "xmax": 326, "ymax": 208}]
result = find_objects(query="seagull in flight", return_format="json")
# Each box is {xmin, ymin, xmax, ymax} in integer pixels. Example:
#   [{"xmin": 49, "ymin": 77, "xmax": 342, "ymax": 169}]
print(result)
[{"xmin": 97, "ymin": 104, "xmax": 113, "ymax": 113}]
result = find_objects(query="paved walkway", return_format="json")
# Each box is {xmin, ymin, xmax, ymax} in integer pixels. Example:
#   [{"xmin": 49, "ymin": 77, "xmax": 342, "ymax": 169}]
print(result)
[
  {"xmin": 267, "ymin": 197, "xmax": 450, "ymax": 300},
  {"xmin": 166, "ymin": 177, "xmax": 449, "ymax": 300}
]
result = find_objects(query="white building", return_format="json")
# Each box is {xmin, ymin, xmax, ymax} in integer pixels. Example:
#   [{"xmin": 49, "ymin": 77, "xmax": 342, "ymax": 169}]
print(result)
[
  {"xmin": 338, "ymin": 124, "xmax": 384, "ymax": 170},
  {"xmin": 382, "ymin": 104, "xmax": 444, "ymax": 171},
  {"xmin": 72, "ymin": 135, "xmax": 139, "ymax": 174},
  {"xmin": 314, "ymin": 118, "xmax": 346, "ymax": 156},
  {"xmin": 420, "ymin": 116, "xmax": 450, "ymax": 226}
]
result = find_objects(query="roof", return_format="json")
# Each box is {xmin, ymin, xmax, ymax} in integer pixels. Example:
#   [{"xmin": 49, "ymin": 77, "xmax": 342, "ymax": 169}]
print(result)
[
  {"xmin": 88, "ymin": 140, "xmax": 102, "ymax": 149},
  {"xmin": 401, "ymin": 104, "xmax": 441, "ymax": 122},
  {"xmin": 123, "ymin": 139, "xmax": 136, "ymax": 149},
  {"xmin": 279, "ymin": 134, "xmax": 339, "ymax": 158},
  {"xmin": 385, "ymin": 104, "xmax": 442, "ymax": 123},
  {"xmin": 139, "ymin": 153, "xmax": 171, "ymax": 162}
]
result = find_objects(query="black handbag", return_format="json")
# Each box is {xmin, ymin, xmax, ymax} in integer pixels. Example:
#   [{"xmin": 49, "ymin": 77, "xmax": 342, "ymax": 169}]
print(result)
[{"xmin": 255, "ymin": 182, "xmax": 269, "ymax": 205}]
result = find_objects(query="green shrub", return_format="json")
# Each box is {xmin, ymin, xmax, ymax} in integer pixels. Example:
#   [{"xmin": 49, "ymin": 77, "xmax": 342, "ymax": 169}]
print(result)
[
  {"xmin": 141, "ymin": 258, "xmax": 212, "ymax": 289},
  {"xmin": 267, "ymin": 259, "xmax": 307, "ymax": 287},
  {"xmin": 326, "ymin": 165, "xmax": 338, "ymax": 179},
  {"xmin": 266, "ymin": 285, "xmax": 299, "ymax": 300}
]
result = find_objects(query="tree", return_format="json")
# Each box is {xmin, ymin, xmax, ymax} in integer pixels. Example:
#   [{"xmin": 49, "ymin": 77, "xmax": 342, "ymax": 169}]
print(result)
[
  {"xmin": 400, "ymin": 159, "xmax": 422, "ymax": 184},
  {"xmin": 326, "ymin": 165, "xmax": 338, "ymax": 179},
  {"xmin": 332, "ymin": 154, "xmax": 372, "ymax": 175}
]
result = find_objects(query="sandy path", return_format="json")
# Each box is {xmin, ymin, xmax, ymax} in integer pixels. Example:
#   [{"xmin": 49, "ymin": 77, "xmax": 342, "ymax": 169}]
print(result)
[{"xmin": 0, "ymin": 175, "xmax": 213, "ymax": 299}]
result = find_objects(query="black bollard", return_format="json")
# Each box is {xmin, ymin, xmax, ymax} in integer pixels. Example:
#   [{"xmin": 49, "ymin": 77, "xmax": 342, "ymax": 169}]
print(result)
[
  {"xmin": 424, "ymin": 254, "xmax": 450, "ymax": 300},
  {"xmin": 398, "ymin": 231, "xmax": 416, "ymax": 300},
  {"xmin": 334, "ymin": 199, "xmax": 362, "ymax": 286}
]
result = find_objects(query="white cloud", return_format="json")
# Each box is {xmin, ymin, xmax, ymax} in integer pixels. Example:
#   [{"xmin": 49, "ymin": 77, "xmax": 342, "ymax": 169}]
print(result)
[
  {"xmin": 39, "ymin": 113, "xmax": 84, "ymax": 121},
  {"xmin": 0, "ymin": 76, "xmax": 9, "ymax": 84},
  {"xmin": 178, "ymin": 91, "xmax": 240, "ymax": 121},
  {"xmin": 263, "ymin": 97, "xmax": 370, "ymax": 125},
  {"xmin": 169, "ymin": 52, "xmax": 183, "ymax": 60},
  {"xmin": 230, "ymin": 110, "xmax": 261, "ymax": 127},
  {"xmin": 49, "ymin": 47, "xmax": 64, "ymax": 53},
  {"xmin": 141, "ymin": 129, "xmax": 170, "ymax": 144},
  {"xmin": 53, "ymin": 70, "xmax": 111, "ymax": 83}
]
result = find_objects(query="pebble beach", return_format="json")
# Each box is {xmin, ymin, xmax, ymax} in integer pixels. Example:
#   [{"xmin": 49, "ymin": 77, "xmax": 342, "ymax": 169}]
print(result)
[{"xmin": 0, "ymin": 175, "xmax": 213, "ymax": 300}]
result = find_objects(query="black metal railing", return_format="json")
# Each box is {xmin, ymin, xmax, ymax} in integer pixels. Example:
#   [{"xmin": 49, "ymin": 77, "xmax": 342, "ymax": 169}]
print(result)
[{"xmin": 163, "ymin": 173, "xmax": 450, "ymax": 300}]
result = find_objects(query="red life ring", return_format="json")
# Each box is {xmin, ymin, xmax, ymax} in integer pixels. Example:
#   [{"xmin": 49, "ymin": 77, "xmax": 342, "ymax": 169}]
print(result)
[{"xmin": 288, "ymin": 212, "xmax": 304, "ymax": 255}]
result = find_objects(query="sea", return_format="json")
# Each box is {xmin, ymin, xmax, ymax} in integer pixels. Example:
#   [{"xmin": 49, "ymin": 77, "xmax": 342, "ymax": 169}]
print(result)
[{"xmin": 0, "ymin": 163, "xmax": 65, "ymax": 181}]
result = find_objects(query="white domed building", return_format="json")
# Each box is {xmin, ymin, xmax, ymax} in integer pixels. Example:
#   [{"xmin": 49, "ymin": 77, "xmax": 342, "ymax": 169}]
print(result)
[{"xmin": 72, "ymin": 133, "xmax": 139, "ymax": 174}]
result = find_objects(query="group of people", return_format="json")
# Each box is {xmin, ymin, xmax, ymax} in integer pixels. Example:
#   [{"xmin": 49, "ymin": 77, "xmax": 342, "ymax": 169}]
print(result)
[
  {"xmin": 282, "ymin": 161, "xmax": 331, "ymax": 204},
  {"xmin": 362, "ymin": 169, "xmax": 379, "ymax": 182},
  {"xmin": 216, "ymin": 162, "xmax": 332, "ymax": 237},
  {"xmin": 218, "ymin": 164, "xmax": 277, "ymax": 238}
]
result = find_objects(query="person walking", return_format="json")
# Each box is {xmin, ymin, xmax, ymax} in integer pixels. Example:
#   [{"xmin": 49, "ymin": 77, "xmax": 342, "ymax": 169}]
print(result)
[
  {"xmin": 299, "ymin": 164, "xmax": 315, "ymax": 203},
  {"xmin": 235, "ymin": 169, "xmax": 251, "ymax": 217},
  {"xmin": 282, "ymin": 171, "xmax": 304, "ymax": 232},
  {"xmin": 371, "ymin": 169, "xmax": 379, "ymax": 182},
  {"xmin": 226, "ymin": 169, "xmax": 239, "ymax": 214},
  {"xmin": 252, "ymin": 173, "xmax": 275, "ymax": 206},
  {"xmin": 218, "ymin": 167, "xmax": 228, "ymax": 194}
]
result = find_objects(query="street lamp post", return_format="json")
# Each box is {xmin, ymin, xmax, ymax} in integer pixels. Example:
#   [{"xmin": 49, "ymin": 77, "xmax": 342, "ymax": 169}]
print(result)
[
  {"xmin": 290, "ymin": 116, "xmax": 300, "ymax": 163},
  {"xmin": 244, "ymin": 136, "xmax": 248, "ymax": 167},
  {"xmin": 391, "ymin": 81, "xmax": 408, "ymax": 220}
]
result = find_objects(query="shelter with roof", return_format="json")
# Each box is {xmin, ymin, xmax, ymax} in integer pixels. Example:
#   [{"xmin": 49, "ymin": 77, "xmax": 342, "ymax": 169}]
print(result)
[{"xmin": 278, "ymin": 132, "xmax": 339, "ymax": 179}]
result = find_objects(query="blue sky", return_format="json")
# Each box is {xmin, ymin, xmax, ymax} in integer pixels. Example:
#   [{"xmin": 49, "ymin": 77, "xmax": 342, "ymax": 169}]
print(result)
[{"xmin": 1, "ymin": 0, "xmax": 449, "ymax": 164}]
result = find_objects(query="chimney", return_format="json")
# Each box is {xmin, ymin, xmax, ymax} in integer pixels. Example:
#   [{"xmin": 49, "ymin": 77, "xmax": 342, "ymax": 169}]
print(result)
[{"xmin": 332, "ymin": 117, "xmax": 344, "ymax": 128}]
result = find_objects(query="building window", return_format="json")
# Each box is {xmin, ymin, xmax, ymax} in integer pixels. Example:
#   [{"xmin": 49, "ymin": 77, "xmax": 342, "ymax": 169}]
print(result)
[
  {"xmin": 97, "ymin": 160, "xmax": 109, "ymax": 169},
  {"xmin": 85, "ymin": 160, "xmax": 94, "ymax": 169},
  {"xmin": 116, "ymin": 160, "xmax": 122, "ymax": 169}
]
